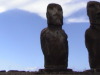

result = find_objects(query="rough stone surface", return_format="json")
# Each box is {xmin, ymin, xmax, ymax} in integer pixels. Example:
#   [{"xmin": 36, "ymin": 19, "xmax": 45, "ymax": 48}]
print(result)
[
  {"xmin": 40, "ymin": 3, "xmax": 68, "ymax": 71},
  {"xmin": 85, "ymin": 1, "xmax": 100, "ymax": 69}
]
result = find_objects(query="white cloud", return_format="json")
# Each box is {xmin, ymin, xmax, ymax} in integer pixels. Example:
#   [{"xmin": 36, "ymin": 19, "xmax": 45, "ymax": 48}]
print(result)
[
  {"xmin": 19, "ymin": 0, "xmax": 87, "ymax": 18},
  {"xmin": 0, "ymin": 6, "xmax": 6, "ymax": 13},
  {"xmin": 18, "ymin": 0, "xmax": 73, "ymax": 18},
  {"xmin": 0, "ymin": 0, "xmax": 86, "ymax": 17},
  {"xmin": 66, "ymin": 17, "xmax": 89, "ymax": 23},
  {"xmin": 63, "ymin": 2, "xmax": 86, "ymax": 17},
  {"xmin": 0, "ymin": 0, "xmax": 99, "ymax": 22},
  {"xmin": 0, "ymin": 0, "xmax": 28, "ymax": 10}
]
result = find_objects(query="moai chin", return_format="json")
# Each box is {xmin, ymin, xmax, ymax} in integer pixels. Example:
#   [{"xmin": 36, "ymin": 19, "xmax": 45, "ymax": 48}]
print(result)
[
  {"xmin": 85, "ymin": 1, "xmax": 100, "ymax": 71},
  {"xmin": 40, "ymin": 3, "xmax": 68, "ymax": 71}
]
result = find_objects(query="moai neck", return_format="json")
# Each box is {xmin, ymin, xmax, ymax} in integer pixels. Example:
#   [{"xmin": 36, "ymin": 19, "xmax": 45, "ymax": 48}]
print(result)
[
  {"xmin": 90, "ymin": 23, "xmax": 100, "ymax": 31},
  {"xmin": 48, "ymin": 25, "xmax": 62, "ymax": 30}
]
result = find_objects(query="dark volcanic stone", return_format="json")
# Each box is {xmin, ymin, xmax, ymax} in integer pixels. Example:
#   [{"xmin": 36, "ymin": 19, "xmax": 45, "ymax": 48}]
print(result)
[
  {"xmin": 85, "ymin": 1, "xmax": 100, "ymax": 69},
  {"xmin": 39, "ymin": 68, "xmax": 73, "ymax": 73},
  {"xmin": 40, "ymin": 3, "xmax": 68, "ymax": 70}
]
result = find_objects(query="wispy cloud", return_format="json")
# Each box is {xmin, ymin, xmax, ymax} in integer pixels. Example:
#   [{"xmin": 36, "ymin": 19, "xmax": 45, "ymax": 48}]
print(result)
[
  {"xmin": 19, "ymin": 0, "xmax": 87, "ymax": 18},
  {"xmin": 66, "ymin": 17, "xmax": 89, "ymax": 23},
  {"xmin": 0, "ymin": 0, "xmax": 99, "ymax": 23},
  {"xmin": 0, "ymin": 0, "xmax": 29, "ymax": 12},
  {"xmin": 0, "ymin": 0, "xmax": 86, "ymax": 17}
]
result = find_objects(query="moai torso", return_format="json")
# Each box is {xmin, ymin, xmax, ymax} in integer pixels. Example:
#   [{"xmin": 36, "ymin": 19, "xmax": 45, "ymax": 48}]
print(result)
[{"xmin": 41, "ymin": 26, "xmax": 68, "ymax": 69}]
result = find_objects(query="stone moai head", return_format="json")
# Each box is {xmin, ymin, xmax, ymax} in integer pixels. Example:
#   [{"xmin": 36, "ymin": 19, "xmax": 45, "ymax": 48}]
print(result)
[
  {"xmin": 46, "ymin": 3, "xmax": 63, "ymax": 26},
  {"xmin": 87, "ymin": 1, "xmax": 100, "ymax": 25}
]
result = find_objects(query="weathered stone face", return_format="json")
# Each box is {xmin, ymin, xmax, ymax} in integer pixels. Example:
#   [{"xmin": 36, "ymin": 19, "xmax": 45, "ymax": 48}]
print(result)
[
  {"xmin": 87, "ymin": 1, "xmax": 100, "ymax": 24},
  {"xmin": 46, "ymin": 3, "xmax": 63, "ymax": 26},
  {"xmin": 85, "ymin": 1, "xmax": 100, "ymax": 70}
]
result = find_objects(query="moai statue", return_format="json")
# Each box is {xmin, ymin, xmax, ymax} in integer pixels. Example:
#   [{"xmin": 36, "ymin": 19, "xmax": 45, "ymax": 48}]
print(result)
[
  {"xmin": 85, "ymin": 1, "xmax": 100, "ymax": 71},
  {"xmin": 40, "ymin": 3, "xmax": 68, "ymax": 72}
]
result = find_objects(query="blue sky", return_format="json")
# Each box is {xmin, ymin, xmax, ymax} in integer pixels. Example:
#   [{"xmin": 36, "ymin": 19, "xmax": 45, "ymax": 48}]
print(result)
[{"xmin": 0, "ymin": 0, "xmax": 99, "ymax": 71}]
